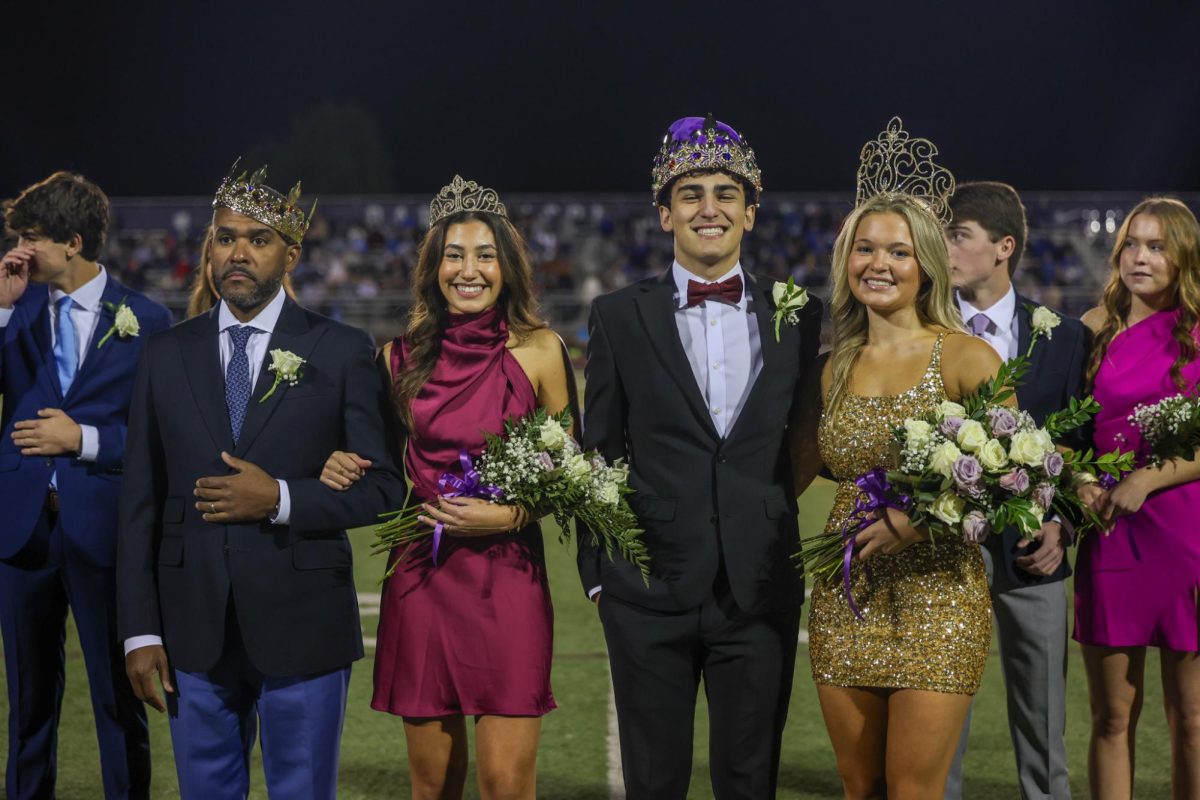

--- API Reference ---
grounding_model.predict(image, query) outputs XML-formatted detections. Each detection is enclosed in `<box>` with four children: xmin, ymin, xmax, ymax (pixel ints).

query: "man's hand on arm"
<box><xmin>125</xmin><ymin>643</ymin><xmax>173</xmax><ymax>713</ymax></box>
<box><xmin>194</xmin><ymin>451</ymin><xmax>281</xmax><ymax>523</ymax></box>
<box><xmin>11</xmin><ymin>408</ymin><xmax>82</xmax><ymax>456</ymax></box>
<box><xmin>1015</xmin><ymin>520</ymin><xmax>1066</xmax><ymax>577</ymax></box>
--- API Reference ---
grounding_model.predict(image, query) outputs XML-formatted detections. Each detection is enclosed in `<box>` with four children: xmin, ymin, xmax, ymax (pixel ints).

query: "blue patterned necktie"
<box><xmin>53</xmin><ymin>295</ymin><xmax>79</xmax><ymax>394</ymax></box>
<box><xmin>225</xmin><ymin>326</ymin><xmax>256</xmax><ymax>444</ymax></box>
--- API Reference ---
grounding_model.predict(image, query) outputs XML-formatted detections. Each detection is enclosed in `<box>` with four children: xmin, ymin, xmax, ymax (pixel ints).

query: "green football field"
<box><xmin>0</xmin><ymin>480</ymin><xmax>1172</xmax><ymax>798</ymax></box>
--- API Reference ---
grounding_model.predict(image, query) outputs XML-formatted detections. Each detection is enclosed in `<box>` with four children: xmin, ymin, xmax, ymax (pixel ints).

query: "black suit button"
<box><xmin>717</xmin><ymin>456</ymin><xmax>727</xmax><ymax>464</ymax></box>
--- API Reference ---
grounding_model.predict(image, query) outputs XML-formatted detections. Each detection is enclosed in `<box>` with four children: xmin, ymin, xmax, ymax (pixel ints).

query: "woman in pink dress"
<box><xmin>320</xmin><ymin>177</ymin><xmax>570</xmax><ymax>800</ymax></box>
<box><xmin>1076</xmin><ymin>196</ymin><xmax>1200</xmax><ymax>799</ymax></box>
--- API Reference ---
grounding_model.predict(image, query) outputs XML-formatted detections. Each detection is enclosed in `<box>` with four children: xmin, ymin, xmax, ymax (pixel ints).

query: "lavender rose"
<box><xmin>1043</xmin><ymin>451</ymin><xmax>1064</xmax><ymax>477</ymax></box>
<box><xmin>1033</xmin><ymin>482</ymin><xmax>1056</xmax><ymax>510</ymax></box>
<box><xmin>961</xmin><ymin>510</ymin><xmax>991</xmax><ymax>544</ymax></box>
<box><xmin>940</xmin><ymin>417</ymin><xmax>965</xmax><ymax>439</ymax></box>
<box><xmin>537</xmin><ymin>452</ymin><xmax>556</xmax><ymax>471</ymax></box>
<box><xmin>999</xmin><ymin>468</ymin><xmax>1031</xmax><ymax>495</ymax></box>
<box><xmin>987</xmin><ymin>407</ymin><xmax>1019</xmax><ymax>438</ymax></box>
<box><xmin>952</xmin><ymin>454</ymin><xmax>983</xmax><ymax>492</ymax></box>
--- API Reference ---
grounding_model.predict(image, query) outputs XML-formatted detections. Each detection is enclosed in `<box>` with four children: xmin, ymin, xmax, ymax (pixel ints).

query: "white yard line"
<box><xmin>607</xmin><ymin>666</ymin><xmax>625</xmax><ymax>800</ymax></box>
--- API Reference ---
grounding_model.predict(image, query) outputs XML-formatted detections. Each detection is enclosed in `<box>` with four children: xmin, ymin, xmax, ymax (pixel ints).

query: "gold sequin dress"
<box><xmin>808</xmin><ymin>334</ymin><xmax>991</xmax><ymax>695</ymax></box>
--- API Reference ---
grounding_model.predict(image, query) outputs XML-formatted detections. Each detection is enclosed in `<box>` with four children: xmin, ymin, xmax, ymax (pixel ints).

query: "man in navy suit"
<box><xmin>0</xmin><ymin>172</ymin><xmax>172</xmax><ymax>799</ymax></box>
<box><xmin>944</xmin><ymin>181</ymin><xmax>1089</xmax><ymax>800</ymax></box>
<box><xmin>117</xmin><ymin>164</ymin><xmax>406</xmax><ymax>799</ymax></box>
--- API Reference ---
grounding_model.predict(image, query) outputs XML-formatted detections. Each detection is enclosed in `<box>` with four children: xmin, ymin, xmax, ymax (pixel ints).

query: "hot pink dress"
<box><xmin>371</xmin><ymin>307</ymin><xmax>556</xmax><ymax>716</ymax></box>
<box><xmin>1074</xmin><ymin>308</ymin><xmax>1200</xmax><ymax>651</ymax></box>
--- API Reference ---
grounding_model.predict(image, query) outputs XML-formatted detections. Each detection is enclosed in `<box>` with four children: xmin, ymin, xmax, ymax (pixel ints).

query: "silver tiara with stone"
<box><xmin>428</xmin><ymin>175</ymin><xmax>508</xmax><ymax>228</ymax></box>
<box><xmin>855</xmin><ymin>116</ymin><xmax>955</xmax><ymax>224</ymax></box>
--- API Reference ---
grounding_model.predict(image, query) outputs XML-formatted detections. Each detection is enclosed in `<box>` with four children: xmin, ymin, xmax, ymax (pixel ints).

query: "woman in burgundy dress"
<box><xmin>321</xmin><ymin>176</ymin><xmax>570</xmax><ymax>800</ymax></box>
<box><xmin>1076</xmin><ymin>197</ymin><xmax>1200</xmax><ymax>799</ymax></box>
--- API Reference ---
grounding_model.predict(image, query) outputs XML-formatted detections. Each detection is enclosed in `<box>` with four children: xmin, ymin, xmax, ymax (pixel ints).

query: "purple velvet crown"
<box><xmin>651</xmin><ymin>114</ymin><xmax>762</xmax><ymax>204</ymax></box>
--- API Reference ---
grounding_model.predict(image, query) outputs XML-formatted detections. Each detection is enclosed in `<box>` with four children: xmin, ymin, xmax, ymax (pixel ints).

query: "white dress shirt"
<box><xmin>671</xmin><ymin>261</ymin><xmax>762</xmax><ymax>437</ymax></box>
<box><xmin>0</xmin><ymin>267</ymin><xmax>110</xmax><ymax>461</ymax></box>
<box><xmin>958</xmin><ymin>286</ymin><xmax>1019</xmax><ymax>361</ymax></box>
<box><xmin>124</xmin><ymin>288</ymin><xmax>292</xmax><ymax>656</ymax></box>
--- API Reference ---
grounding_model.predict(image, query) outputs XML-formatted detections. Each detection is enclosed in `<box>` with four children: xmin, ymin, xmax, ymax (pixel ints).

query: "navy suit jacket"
<box><xmin>576</xmin><ymin>269</ymin><xmax>823</xmax><ymax>614</ymax></box>
<box><xmin>0</xmin><ymin>276</ymin><xmax>172</xmax><ymax>567</ymax></box>
<box><xmin>989</xmin><ymin>295</ymin><xmax>1091</xmax><ymax>585</ymax></box>
<box><xmin>116</xmin><ymin>298</ymin><xmax>407</xmax><ymax>676</ymax></box>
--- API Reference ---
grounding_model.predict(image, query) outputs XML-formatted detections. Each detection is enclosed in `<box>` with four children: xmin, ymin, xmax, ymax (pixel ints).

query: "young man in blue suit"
<box><xmin>944</xmin><ymin>181</ymin><xmax>1089</xmax><ymax>800</ymax></box>
<box><xmin>0</xmin><ymin>172</ymin><xmax>172</xmax><ymax>799</ymax></box>
<box><xmin>117</xmin><ymin>164</ymin><xmax>406</xmax><ymax>800</ymax></box>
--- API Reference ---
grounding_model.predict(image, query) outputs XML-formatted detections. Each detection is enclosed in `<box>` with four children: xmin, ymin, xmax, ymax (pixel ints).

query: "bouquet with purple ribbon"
<box><xmin>799</xmin><ymin>354</ymin><xmax>1133</xmax><ymax>608</ymax></box>
<box><xmin>373</xmin><ymin>408</ymin><xmax>650</xmax><ymax>582</ymax></box>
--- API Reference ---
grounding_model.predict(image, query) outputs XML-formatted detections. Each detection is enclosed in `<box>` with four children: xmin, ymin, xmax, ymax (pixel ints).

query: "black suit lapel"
<box><xmin>1015</xmin><ymin>295</ymin><xmax>1033</xmax><ymax>366</ymax></box>
<box><xmin>233</xmin><ymin>298</ymin><xmax>314</xmax><ymax>457</ymax></box>
<box><xmin>726</xmin><ymin>273</ymin><xmax>780</xmax><ymax>441</ymax></box>
<box><xmin>182</xmin><ymin>306</ymin><xmax>234</xmax><ymax>450</ymax></box>
<box><xmin>633</xmin><ymin>273</ymin><xmax>720</xmax><ymax>440</ymax></box>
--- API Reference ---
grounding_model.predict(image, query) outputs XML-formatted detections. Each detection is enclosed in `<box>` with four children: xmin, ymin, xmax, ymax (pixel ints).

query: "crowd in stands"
<box><xmin>96</xmin><ymin>194</ymin><xmax>1162</xmax><ymax>341</ymax></box>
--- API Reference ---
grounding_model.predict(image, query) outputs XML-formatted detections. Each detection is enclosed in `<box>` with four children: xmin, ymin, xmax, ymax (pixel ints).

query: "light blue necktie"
<box><xmin>53</xmin><ymin>295</ymin><xmax>78</xmax><ymax>394</ymax></box>
<box><xmin>226</xmin><ymin>326</ymin><xmax>256</xmax><ymax>445</ymax></box>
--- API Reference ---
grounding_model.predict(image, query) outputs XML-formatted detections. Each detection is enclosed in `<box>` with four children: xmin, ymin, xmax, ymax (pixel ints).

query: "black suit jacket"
<box><xmin>577</xmin><ymin>269</ymin><xmax>822</xmax><ymax>614</ymax></box>
<box><xmin>989</xmin><ymin>295</ymin><xmax>1091</xmax><ymax>585</ymax></box>
<box><xmin>117</xmin><ymin>298</ymin><xmax>406</xmax><ymax>676</ymax></box>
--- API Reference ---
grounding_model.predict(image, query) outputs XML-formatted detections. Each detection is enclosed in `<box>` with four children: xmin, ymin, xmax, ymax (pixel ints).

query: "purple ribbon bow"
<box><xmin>840</xmin><ymin>468</ymin><xmax>911</xmax><ymax>619</ymax></box>
<box><xmin>431</xmin><ymin>450</ymin><xmax>504</xmax><ymax>565</ymax></box>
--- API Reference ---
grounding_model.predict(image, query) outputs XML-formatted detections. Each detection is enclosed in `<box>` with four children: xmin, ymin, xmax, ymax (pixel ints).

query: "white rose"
<box><xmin>771</xmin><ymin>281</ymin><xmax>788</xmax><ymax>306</ymax></box>
<box><xmin>956</xmin><ymin>419</ymin><xmax>988</xmax><ymax>452</ymax></box>
<box><xmin>978</xmin><ymin>438</ymin><xmax>1009</xmax><ymax>471</ymax></box>
<box><xmin>114</xmin><ymin>305</ymin><xmax>140</xmax><ymax>337</ymax></box>
<box><xmin>904</xmin><ymin>419</ymin><xmax>934</xmax><ymax>446</ymax></box>
<box><xmin>538</xmin><ymin>419</ymin><xmax>569</xmax><ymax>451</ymax></box>
<box><xmin>930</xmin><ymin>491</ymin><xmax>965</xmax><ymax>525</ymax></box>
<box><xmin>937</xmin><ymin>400</ymin><xmax>967</xmax><ymax>420</ymax></box>
<box><xmin>1031</xmin><ymin>306</ymin><xmax>1061</xmax><ymax>338</ymax></box>
<box><xmin>1009</xmin><ymin>430</ymin><xmax>1047</xmax><ymax>467</ymax></box>
<box><xmin>929</xmin><ymin>440</ymin><xmax>962</xmax><ymax>478</ymax></box>
<box><xmin>1033</xmin><ymin>428</ymin><xmax>1055</xmax><ymax>455</ymax></box>
<box><xmin>597</xmin><ymin>481</ymin><xmax>620</xmax><ymax>506</ymax></box>
<box><xmin>565</xmin><ymin>453</ymin><xmax>591</xmax><ymax>480</ymax></box>
<box><xmin>269</xmin><ymin>349</ymin><xmax>305</xmax><ymax>380</ymax></box>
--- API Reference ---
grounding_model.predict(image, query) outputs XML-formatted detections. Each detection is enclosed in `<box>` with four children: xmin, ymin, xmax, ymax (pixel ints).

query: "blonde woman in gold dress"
<box><xmin>791</xmin><ymin>119</ymin><xmax>1007</xmax><ymax>799</ymax></box>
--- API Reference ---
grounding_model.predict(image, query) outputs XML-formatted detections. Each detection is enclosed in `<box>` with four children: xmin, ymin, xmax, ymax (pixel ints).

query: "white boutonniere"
<box><xmin>771</xmin><ymin>277</ymin><xmax>810</xmax><ymax>342</ymax></box>
<box><xmin>1024</xmin><ymin>304</ymin><xmax>1061</xmax><ymax>358</ymax></box>
<box><xmin>96</xmin><ymin>299</ymin><xmax>140</xmax><ymax>349</ymax></box>
<box><xmin>259</xmin><ymin>349</ymin><xmax>306</xmax><ymax>402</ymax></box>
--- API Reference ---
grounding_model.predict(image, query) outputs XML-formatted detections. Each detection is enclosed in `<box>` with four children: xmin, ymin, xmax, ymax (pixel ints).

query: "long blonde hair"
<box><xmin>825</xmin><ymin>194</ymin><xmax>964</xmax><ymax>418</ymax></box>
<box><xmin>1087</xmin><ymin>197</ymin><xmax>1200</xmax><ymax>390</ymax></box>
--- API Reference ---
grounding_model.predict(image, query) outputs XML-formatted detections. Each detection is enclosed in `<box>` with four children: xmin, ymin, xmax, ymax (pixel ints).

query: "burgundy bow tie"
<box><xmin>685</xmin><ymin>274</ymin><xmax>744</xmax><ymax>308</ymax></box>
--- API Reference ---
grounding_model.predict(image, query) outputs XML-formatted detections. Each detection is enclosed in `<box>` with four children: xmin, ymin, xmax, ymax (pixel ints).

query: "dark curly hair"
<box><xmin>3</xmin><ymin>172</ymin><xmax>110</xmax><ymax>261</ymax></box>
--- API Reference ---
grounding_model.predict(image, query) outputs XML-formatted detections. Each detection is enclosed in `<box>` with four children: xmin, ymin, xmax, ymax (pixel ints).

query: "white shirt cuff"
<box><xmin>587</xmin><ymin>585</ymin><xmax>602</xmax><ymax>599</ymax></box>
<box><xmin>123</xmin><ymin>635</ymin><xmax>163</xmax><ymax>656</ymax></box>
<box><xmin>77</xmin><ymin>425</ymin><xmax>99</xmax><ymax>461</ymax></box>
<box><xmin>270</xmin><ymin>479</ymin><xmax>291</xmax><ymax>525</ymax></box>
<box><xmin>0</xmin><ymin>306</ymin><xmax>12</xmax><ymax>326</ymax></box>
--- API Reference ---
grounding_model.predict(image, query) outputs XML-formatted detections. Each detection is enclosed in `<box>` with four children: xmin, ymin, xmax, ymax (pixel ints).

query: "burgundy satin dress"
<box><xmin>371</xmin><ymin>307</ymin><xmax>556</xmax><ymax>717</ymax></box>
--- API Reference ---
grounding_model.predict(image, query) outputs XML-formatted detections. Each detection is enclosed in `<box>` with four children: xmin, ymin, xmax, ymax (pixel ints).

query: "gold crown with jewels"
<box><xmin>428</xmin><ymin>175</ymin><xmax>508</xmax><ymax>228</ymax></box>
<box><xmin>212</xmin><ymin>160</ymin><xmax>316</xmax><ymax>243</ymax></box>
<box><xmin>855</xmin><ymin>116</ymin><xmax>955</xmax><ymax>224</ymax></box>
<box><xmin>651</xmin><ymin>114</ymin><xmax>762</xmax><ymax>205</ymax></box>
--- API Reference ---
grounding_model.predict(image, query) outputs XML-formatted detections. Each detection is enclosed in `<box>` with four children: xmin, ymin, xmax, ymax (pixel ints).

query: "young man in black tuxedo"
<box><xmin>578</xmin><ymin>116</ymin><xmax>822</xmax><ymax>799</ymax></box>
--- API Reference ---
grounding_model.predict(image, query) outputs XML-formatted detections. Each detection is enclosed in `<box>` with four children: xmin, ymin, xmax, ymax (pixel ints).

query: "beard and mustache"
<box><xmin>217</xmin><ymin>266</ymin><xmax>283</xmax><ymax>311</ymax></box>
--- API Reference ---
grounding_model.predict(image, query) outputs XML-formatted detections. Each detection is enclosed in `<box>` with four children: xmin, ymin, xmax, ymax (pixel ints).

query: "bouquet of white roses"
<box><xmin>800</xmin><ymin>356</ymin><xmax>1133</xmax><ymax>588</ymax></box>
<box><xmin>1129</xmin><ymin>392</ymin><xmax>1200</xmax><ymax>466</ymax></box>
<box><xmin>373</xmin><ymin>408</ymin><xmax>649</xmax><ymax>583</ymax></box>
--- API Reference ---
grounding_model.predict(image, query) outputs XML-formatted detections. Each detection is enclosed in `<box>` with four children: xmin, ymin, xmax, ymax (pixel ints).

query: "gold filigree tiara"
<box><xmin>428</xmin><ymin>175</ymin><xmax>508</xmax><ymax>228</ymax></box>
<box><xmin>855</xmin><ymin>117</ymin><xmax>955</xmax><ymax>224</ymax></box>
<box><xmin>212</xmin><ymin>160</ymin><xmax>315</xmax><ymax>243</ymax></box>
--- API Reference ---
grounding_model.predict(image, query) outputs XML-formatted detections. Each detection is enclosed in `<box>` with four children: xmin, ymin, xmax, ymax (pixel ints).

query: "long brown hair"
<box><xmin>186</xmin><ymin>226</ymin><xmax>297</xmax><ymax>318</ymax></box>
<box><xmin>394</xmin><ymin>210</ymin><xmax>545</xmax><ymax>429</ymax></box>
<box><xmin>825</xmin><ymin>194</ymin><xmax>965</xmax><ymax>419</ymax></box>
<box><xmin>1086</xmin><ymin>197</ymin><xmax>1200</xmax><ymax>389</ymax></box>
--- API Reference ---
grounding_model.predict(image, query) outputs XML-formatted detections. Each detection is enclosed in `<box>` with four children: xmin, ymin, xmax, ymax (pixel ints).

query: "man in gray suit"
<box><xmin>943</xmin><ymin>182</ymin><xmax>1089</xmax><ymax>799</ymax></box>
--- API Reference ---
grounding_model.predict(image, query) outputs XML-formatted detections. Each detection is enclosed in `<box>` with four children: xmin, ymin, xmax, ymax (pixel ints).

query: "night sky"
<box><xmin>4</xmin><ymin>1</ymin><xmax>1199</xmax><ymax>198</ymax></box>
